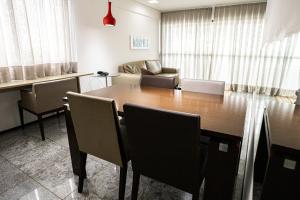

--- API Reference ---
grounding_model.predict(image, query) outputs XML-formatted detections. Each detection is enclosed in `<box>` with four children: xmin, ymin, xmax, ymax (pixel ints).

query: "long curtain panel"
<box><xmin>0</xmin><ymin>0</ymin><xmax>77</xmax><ymax>83</ymax></box>
<box><xmin>161</xmin><ymin>8</ymin><xmax>213</xmax><ymax>79</ymax></box>
<box><xmin>161</xmin><ymin>3</ymin><xmax>300</xmax><ymax>97</ymax></box>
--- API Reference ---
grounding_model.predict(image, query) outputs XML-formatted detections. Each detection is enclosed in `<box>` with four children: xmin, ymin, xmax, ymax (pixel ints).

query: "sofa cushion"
<box><xmin>122</xmin><ymin>61</ymin><xmax>147</xmax><ymax>74</ymax></box>
<box><xmin>111</xmin><ymin>73</ymin><xmax>141</xmax><ymax>86</ymax></box>
<box><xmin>146</xmin><ymin>60</ymin><xmax>162</xmax><ymax>75</ymax></box>
<box><xmin>141</xmin><ymin>68</ymin><xmax>155</xmax><ymax>75</ymax></box>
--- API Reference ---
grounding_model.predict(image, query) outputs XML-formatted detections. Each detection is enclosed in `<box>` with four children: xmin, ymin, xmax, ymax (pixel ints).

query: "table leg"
<box><xmin>203</xmin><ymin>137</ymin><xmax>241</xmax><ymax>200</ymax></box>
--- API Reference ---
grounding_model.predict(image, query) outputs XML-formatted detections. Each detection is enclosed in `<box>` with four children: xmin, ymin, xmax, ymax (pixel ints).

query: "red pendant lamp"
<box><xmin>103</xmin><ymin>0</ymin><xmax>116</xmax><ymax>26</ymax></box>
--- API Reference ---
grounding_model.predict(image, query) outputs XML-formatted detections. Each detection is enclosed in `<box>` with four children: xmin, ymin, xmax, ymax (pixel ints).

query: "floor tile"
<box><xmin>0</xmin><ymin>134</ymin><xmax>44</xmax><ymax>160</ymax></box>
<box><xmin>6</xmin><ymin>140</ymin><xmax>67</xmax><ymax>172</ymax></box>
<box><xmin>64</xmin><ymin>191</ymin><xmax>101</xmax><ymax>200</ymax></box>
<box><xmin>31</xmin><ymin>158</ymin><xmax>76</xmax><ymax>199</ymax></box>
<box><xmin>84</xmin><ymin>162</ymin><xmax>132</xmax><ymax>200</ymax></box>
<box><xmin>48</xmin><ymin>132</ymin><xmax>69</xmax><ymax>148</ymax></box>
<box><xmin>0</xmin><ymin>156</ymin><xmax>29</xmax><ymax>194</ymax></box>
<box><xmin>0</xmin><ymin>130</ymin><xmax>22</xmax><ymax>143</ymax></box>
<box><xmin>0</xmin><ymin>179</ymin><xmax>60</xmax><ymax>200</ymax></box>
<box><xmin>28</xmin><ymin>153</ymin><xmax>105</xmax><ymax>199</ymax></box>
<box><xmin>137</xmin><ymin>176</ymin><xmax>204</xmax><ymax>200</ymax></box>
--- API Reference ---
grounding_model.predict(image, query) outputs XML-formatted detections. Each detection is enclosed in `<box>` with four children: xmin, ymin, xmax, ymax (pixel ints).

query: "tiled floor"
<box><xmin>0</xmin><ymin>116</ymin><xmax>206</xmax><ymax>200</ymax></box>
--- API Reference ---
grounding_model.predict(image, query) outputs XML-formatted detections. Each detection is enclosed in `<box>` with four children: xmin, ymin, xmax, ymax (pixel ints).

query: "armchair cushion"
<box><xmin>146</xmin><ymin>60</ymin><xmax>162</xmax><ymax>75</ymax></box>
<box><xmin>162</xmin><ymin>67</ymin><xmax>179</xmax><ymax>74</ymax></box>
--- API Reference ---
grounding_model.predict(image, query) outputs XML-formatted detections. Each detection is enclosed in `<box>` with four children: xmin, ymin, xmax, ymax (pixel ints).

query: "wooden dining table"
<box><xmin>65</xmin><ymin>84</ymin><xmax>252</xmax><ymax>200</ymax></box>
<box><xmin>255</xmin><ymin>101</ymin><xmax>300</xmax><ymax>200</ymax></box>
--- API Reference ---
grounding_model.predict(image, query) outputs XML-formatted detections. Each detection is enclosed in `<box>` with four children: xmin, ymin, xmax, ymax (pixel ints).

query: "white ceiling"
<box><xmin>135</xmin><ymin>0</ymin><xmax>266</xmax><ymax>11</ymax></box>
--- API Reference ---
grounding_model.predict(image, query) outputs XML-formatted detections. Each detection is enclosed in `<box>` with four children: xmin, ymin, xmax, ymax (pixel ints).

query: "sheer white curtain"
<box><xmin>161</xmin><ymin>8</ymin><xmax>213</xmax><ymax>79</ymax></box>
<box><xmin>161</xmin><ymin>3</ymin><xmax>300</xmax><ymax>97</ymax></box>
<box><xmin>0</xmin><ymin>0</ymin><xmax>77</xmax><ymax>83</ymax></box>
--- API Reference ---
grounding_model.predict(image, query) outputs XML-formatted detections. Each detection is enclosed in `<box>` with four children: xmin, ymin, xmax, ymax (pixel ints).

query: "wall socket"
<box><xmin>283</xmin><ymin>159</ymin><xmax>297</xmax><ymax>170</ymax></box>
<box><xmin>219</xmin><ymin>143</ymin><xmax>229</xmax><ymax>153</ymax></box>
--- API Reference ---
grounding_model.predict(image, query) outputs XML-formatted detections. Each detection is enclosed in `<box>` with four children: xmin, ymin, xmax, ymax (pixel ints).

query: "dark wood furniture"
<box><xmin>123</xmin><ymin>103</ymin><xmax>208</xmax><ymax>200</ymax></box>
<box><xmin>65</xmin><ymin>85</ymin><xmax>250</xmax><ymax>200</ymax></box>
<box><xmin>255</xmin><ymin>102</ymin><xmax>300</xmax><ymax>199</ymax></box>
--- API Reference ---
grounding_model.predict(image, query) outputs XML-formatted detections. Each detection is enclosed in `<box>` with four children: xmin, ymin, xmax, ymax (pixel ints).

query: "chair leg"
<box><xmin>119</xmin><ymin>164</ymin><xmax>128</xmax><ymax>200</ymax></box>
<box><xmin>18</xmin><ymin>104</ymin><xmax>24</xmax><ymax>129</ymax></box>
<box><xmin>131</xmin><ymin>172</ymin><xmax>140</xmax><ymax>200</ymax></box>
<box><xmin>37</xmin><ymin>115</ymin><xmax>45</xmax><ymax>141</ymax></box>
<box><xmin>78</xmin><ymin>152</ymin><xmax>87</xmax><ymax>193</ymax></box>
<box><xmin>56</xmin><ymin>111</ymin><xmax>60</xmax><ymax>118</ymax></box>
<box><xmin>192</xmin><ymin>188</ymin><xmax>200</xmax><ymax>200</ymax></box>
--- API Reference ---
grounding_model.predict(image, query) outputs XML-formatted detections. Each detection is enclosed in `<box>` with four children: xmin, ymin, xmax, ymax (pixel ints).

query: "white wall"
<box><xmin>74</xmin><ymin>0</ymin><xmax>161</xmax><ymax>92</ymax></box>
<box><xmin>0</xmin><ymin>91</ymin><xmax>36</xmax><ymax>132</ymax></box>
<box><xmin>0</xmin><ymin>0</ymin><xmax>160</xmax><ymax>132</ymax></box>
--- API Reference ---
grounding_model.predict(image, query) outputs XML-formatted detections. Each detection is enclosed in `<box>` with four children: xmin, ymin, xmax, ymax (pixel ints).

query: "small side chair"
<box><xmin>18</xmin><ymin>78</ymin><xmax>79</xmax><ymax>140</ymax></box>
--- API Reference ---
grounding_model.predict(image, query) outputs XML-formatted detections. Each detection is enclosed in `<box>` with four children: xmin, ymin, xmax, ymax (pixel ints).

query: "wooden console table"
<box><xmin>0</xmin><ymin>72</ymin><xmax>93</xmax><ymax>93</ymax></box>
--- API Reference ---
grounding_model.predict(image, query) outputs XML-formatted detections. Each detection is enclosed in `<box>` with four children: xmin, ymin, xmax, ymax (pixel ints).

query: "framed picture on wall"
<box><xmin>130</xmin><ymin>35</ymin><xmax>150</xmax><ymax>50</ymax></box>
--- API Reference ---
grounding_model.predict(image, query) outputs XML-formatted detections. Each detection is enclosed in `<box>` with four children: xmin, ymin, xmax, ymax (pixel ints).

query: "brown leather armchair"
<box><xmin>18</xmin><ymin>78</ymin><xmax>79</xmax><ymax>140</ymax></box>
<box><xmin>123</xmin><ymin>104</ymin><xmax>208</xmax><ymax>200</ymax></box>
<box><xmin>67</xmin><ymin>92</ymin><xmax>129</xmax><ymax>199</ymax></box>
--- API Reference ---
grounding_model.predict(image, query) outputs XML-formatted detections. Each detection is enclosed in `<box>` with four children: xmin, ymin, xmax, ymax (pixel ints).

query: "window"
<box><xmin>0</xmin><ymin>0</ymin><xmax>76</xmax><ymax>83</ymax></box>
<box><xmin>161</xmin><ymin>3</ymin><xmax>300</xmax><ymax>96</ymax></box>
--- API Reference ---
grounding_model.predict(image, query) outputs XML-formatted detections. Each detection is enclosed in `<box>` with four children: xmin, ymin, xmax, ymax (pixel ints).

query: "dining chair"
<box><xmin>18</xmin><ymin>78</ymin><xmax>79</xmax><ymax>140</ymax></box>
<box><xmin>123</xmin><ymin>104</ymin><xmax>208</xmax><ymax>200</ymax></box>
<box><xmin>140</xmin><ymin>75</ymin><xmax>177</xmax><ymax>89</ymax></box>
<box><xmin>181</xmin><ymin>79</ymin><xmax>225</xmax><ymax>95</ymax></box>
<box><xmin>67</xmin><ymin>92</ymin><xmax>129</xmax><ymax>199</ymax></box>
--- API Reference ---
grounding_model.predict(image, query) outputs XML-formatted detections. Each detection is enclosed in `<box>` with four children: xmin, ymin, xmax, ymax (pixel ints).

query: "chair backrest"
<box><xmin>140</xmin><ymin>75</ymin><xmax>176</xmax><ymax>89</ymax></box>
<box><xmin>123</xmin><ymin>104</ymin><xmax>205</xmax><ymax>192</ymax></box>
<box><xmin>33</xmin><ymin>78</ymin><xmax>78</xmax><ymax>112</ymax></box>
<box><xmin>181</xmin><ymin>79</ymin><xmax>225</xmax><ymax>95</ymax></box>
<box><xmin>67</xmin><ymin>92</ymin><xmax>125</xmax><ymax>167</ymax></box>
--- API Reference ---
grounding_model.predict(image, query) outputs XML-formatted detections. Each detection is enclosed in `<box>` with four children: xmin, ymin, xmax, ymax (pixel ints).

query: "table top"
<box><xmin>266</xmin><ymin>101</ymin><xmax>300</xmax><ymax>150</ymax></box>
<box><xmin>0</xmin><ymin>72</ymin><xmax>93</xmax><ymax>92</ymax></box>
<box><xmin>85</xmin><ymin>84</ymin><xmax>251</xmax><ymax>139</ymax></box>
